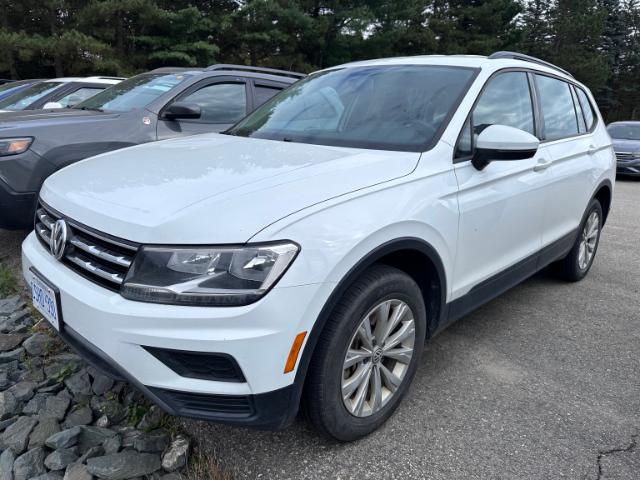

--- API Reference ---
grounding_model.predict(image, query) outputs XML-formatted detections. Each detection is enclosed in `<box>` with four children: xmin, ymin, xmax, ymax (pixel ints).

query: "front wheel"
<box><xmin>556</xmin><ymin>199</ymin><xmax>603</xmax><ymax>282</ymax></box>
<box><xmin>303</xmin><ymin>264</ymin><xmax>426</xmax><ymax>441</ymax></box>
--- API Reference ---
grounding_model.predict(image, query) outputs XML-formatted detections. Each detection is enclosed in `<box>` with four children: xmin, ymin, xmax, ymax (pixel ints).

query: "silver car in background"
<box><xmin>608</xmin><ymin>121</ymin><xmax>640</xmax><ymax>176</ymax></box>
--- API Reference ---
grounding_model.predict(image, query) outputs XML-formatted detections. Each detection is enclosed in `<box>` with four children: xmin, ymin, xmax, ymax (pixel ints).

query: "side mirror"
<box><xmin>43</xmin><ymin>102</ymin><xmax>63</xmax><ymax>110</ymax></box>
<box><xmin>162</xmin><ymin>102</ymin><xmax>201</xmax><ymax>120</ymax></box>
<box><xmin>472</xmin><ymin>124</ymin><xmax>539</xmax><ymax>171</ymax></box>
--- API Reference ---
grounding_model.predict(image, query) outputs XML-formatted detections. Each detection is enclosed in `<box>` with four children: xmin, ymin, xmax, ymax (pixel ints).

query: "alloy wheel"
<box><xmin>341</xmin><ymin>299</ymin><xmax>416</xmax><ymax>417</ymax></box>
<box><xmin>578</xmin><ymin>210</ymin><xmax>600</xmax><ymax>270</ymax></box>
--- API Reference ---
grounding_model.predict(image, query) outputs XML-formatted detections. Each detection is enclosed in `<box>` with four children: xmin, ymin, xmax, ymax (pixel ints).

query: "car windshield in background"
<box><xmin>0</xmin><ymin>81</ymin><xmax>61</xmax><ymax>111</ymax></box>
<box><xmin>75</xmin><ymin>73</ymin><xmax>193</xmax><ymax>112</ymax></box>
<box><xmin>608</xmin><ymin>123</ymin><xmax>640</xmax><ymax>141</ymax></box>
<box><xmin>0</xmin><ymin>80</ymin><xmax>30</xmax><ymax>94</ymax></box>
<box><xmin>227</xmin><ymin>65</ymin><xmax>477</xmax><ymax>152</ymax></box>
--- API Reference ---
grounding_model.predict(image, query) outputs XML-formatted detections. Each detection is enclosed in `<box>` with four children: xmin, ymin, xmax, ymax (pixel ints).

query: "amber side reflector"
<box><xmin>284</xmin><ymin>331</ymin><xmax>307</xmax><ymax>373</ymax></box>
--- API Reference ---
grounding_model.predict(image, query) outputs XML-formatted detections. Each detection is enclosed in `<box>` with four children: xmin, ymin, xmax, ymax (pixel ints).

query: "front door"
<box><xmin>451</xmin><ymin>71</ymin><xmax>550</xmax><ymax>304</ymax></box>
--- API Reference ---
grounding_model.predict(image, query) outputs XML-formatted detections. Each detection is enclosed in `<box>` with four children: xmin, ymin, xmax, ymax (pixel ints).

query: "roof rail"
<box><xmin>205</xmin><ymin>64</ymin><xmax>306</xmax><ymax>79</ymax></box>
<box><xmin>488</xmin><ymin>51</ymin><xmax>573</xmax><ymax>78</ymax></box>
<box><xmin>148</xmin><ymin>67</ymin><xmax>201</xmax><ymax>73</ymax></box>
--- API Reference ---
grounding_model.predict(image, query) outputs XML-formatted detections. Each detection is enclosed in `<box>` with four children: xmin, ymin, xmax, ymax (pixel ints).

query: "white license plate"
<box><xmin>30</xmin><ymin>270</ymin><xmax>60</xmax><ymax>331</ymax></box>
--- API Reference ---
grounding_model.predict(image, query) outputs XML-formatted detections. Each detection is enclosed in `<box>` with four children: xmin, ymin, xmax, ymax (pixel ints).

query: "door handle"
<box><xmin>588</xmin><ymin>144</ymin><xmax>598</xmax><ymax>155</ymax></box>
<box><xmin>533</xmin><ymin>158</ymin><xmax>552</xmax><ymax>172</ymax></box>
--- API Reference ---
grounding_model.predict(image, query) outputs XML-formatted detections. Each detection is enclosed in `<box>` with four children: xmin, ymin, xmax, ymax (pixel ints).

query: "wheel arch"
<box><xmin>288</xmin><ymin>237</ymin><xmax>447</xmax><ymax>421</ymax></box>
<box><xmin>592</xmin><ymin>179</ymin><xmax>612</xmax><ymax>225</ymax></box>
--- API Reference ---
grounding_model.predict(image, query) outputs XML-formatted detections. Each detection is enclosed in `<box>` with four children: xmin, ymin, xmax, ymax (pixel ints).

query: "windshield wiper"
<box><xmin>75</xmin><ymin>106</ymin><xmax>103</xmax><ymax>112</ymax></box>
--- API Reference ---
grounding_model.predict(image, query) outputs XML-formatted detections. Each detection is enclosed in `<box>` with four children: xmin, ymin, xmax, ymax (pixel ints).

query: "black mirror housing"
<box><xmin>163</xmin><ymin>102</ymin><xmax>202</xmax><ymax>120</ymax></box>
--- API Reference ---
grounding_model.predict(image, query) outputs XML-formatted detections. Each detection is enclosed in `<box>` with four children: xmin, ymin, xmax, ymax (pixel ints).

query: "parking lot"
<box><xmin>179</xmin><ymin>178</ymin><xmax>640</xmax><ymax>479</ymax></box>
<box><xmin>1</xmin><ymin>178</ymin><xmax>638</xmax><ymax>479</ymax></box>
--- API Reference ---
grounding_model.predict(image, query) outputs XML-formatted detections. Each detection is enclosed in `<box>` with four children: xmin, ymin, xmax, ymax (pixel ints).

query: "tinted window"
<box><xmin>227</xmin><ymin>65</ymin><xmax>477</xmax><ymax>152</ymax></box>
<box><xmin>571</xmin><ymin>87</ymin><xmax>587</xmax><ymax>133</ymax></box>
<box><xmin>55</xmin><ymin>87</ymin><xmax>103</xmax><ymax>108</ymax></box>
<box><xmin>255</xmin><ymin>85</ymin><xmax>282</xmax><ymax>106</ymax></box>
<box><xmin>608</xmin><ymin>123</ymin><xmax>640</xmax><ymax>140</ymax></box>
<box><xmin>179</xmin><ymin>83</ymin><xmax>246</xmax><ymax>123</ymax></box>
<box><xmin>575</xmin><ymin>88</ymin><xmax>595</xmax><ymax>131</ymax></box>
<box><xmin>76</xmin><ymin>73</ymin><xmax>192</xmax><ymax>112</ymax></box>
<box><xmin>473</xmin><ymin>72</ymin><xmax>535</xmax><ymax>135</ymax></box>
<box><xmin>536</xmin><ymin>75</ymin><xmax>579</xmax><ymax>140</ymax></box>
<box><xmin>0</xmin><ymin>82</ymin><xmax>63</xmax><ymax>111</ymax></box>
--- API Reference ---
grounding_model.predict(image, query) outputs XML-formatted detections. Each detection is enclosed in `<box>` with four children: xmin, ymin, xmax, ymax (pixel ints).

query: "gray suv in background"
<box><xmin>0</xmin><ymin>65</ymin><xmax>304</xmax><ymax>229</ymax></box>
<box><xmin>608</xmin><ymin>121</ymin><xmax>640</xmax><ymax>177</ymax></box>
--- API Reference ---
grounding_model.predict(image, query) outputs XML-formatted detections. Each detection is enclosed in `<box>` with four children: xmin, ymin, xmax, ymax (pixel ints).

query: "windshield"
<box><xmin>75</xmin><ymin>73</ymin><xmax>193</xmax><ymax>112</ymax></box>
<box><xmin>227</xmin><ymin>65</ymin><xmax>477</xmax><ymax>152</ymax></box>
<box><xmin>608</xmin><ymin>123</ymin><xmax>640</xmax><ymax>141</ymax></box>
<box><xmin>0</xmin><ymin>80</ymin><xmax>32</xmax><ymax>94</ymax></box>
<box><xmin>0</xmin><ymin>81</ymin><xmax>62</xmax><ymax>111</ymax></box>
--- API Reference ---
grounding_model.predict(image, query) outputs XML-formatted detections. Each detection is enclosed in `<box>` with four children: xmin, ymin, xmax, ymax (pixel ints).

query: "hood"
<box><xmin>611</xmin><ymin>138</ymin><xmax>640</xmax><ymax>154</ymax></box>
<box><xmin>41</xmin><ymin>134</ymin><xmax>420</xmax><ymax>244</ymax></box>
<box><xmin>0</xmin><ymin>109</ymin><xmax>109</xmax><ymax>128</ymax></box>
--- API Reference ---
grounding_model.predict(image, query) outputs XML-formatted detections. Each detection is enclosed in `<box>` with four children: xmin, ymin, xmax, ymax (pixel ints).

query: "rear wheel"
<box><xmin>303</xmin><ymin>264</ymin><xmax>426</xmax><ymax>441</ymax></box>
<box><xmin>556</xmin><ymin>199</ymin><xmax>603</xmax><ymax>282</ymax></box>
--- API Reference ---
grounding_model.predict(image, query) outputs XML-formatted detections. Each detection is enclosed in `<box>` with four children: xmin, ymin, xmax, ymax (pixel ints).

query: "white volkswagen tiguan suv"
<box><xmin>22</xmin><ymin>52</ymin><xmax>615</xmax><ymax>441</ymax></box>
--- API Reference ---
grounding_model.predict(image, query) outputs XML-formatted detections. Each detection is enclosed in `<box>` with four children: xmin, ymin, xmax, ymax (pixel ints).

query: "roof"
<box><xmin>42</xmin><ymin>77</ymin><xmax>123</xmax><ymax>85</ymax></box>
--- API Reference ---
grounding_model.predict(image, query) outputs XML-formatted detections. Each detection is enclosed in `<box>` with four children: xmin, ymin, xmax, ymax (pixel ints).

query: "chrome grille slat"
<box><xmin>69</xmin><ymin>236</ymin><xmax>132</xmax><ymax>268</ymax></box>
<box><xmin>616</xmin><ymin>152</ymin><xmax>639</xmax><ymax>161</ymax></box>
<box><xmin>65</xmin><ymin>252</ymin><xmax>125</xmax><ymax>284</ymax></box>
<box><xmin>35</xmin><ymin>201</ymin><xmax>138</xmax><ymax>291</ymax></box>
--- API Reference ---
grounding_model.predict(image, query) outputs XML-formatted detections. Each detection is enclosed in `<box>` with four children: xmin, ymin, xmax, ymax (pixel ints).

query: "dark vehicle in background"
<box><xmin>608</xmin><ymin>121</ymin><xmax>640</xmax><ymax>177</ymax></box>
<box><xmin>0</xmin><ymin>64</ymin><xmax>303</xmax><ymax>229</ymax></box>
<box><xmin>0</xmin><ymin>79</ymin><xmax>44</xmax><ymax>101</ymax></box>
<box><xmin>0</xmin><ymin>77</ymin><xmax>123</xmax><ymax>113</ymax></box>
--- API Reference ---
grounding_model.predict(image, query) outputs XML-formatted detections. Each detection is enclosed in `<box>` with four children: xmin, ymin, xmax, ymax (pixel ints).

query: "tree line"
<box><xmin>0</xmin><ymin>0</ymin><xmax>638</xmax><ymax>121</ymax></box>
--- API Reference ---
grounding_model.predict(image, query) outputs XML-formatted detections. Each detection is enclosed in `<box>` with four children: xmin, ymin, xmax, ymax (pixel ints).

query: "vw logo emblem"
<box><xmin>50</xmin><ymin>219</ymin><xmax>69</xmax><ymax>260</ymax></box>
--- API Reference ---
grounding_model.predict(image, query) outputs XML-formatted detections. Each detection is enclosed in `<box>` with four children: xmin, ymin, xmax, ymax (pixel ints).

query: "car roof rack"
<box><xmin>205</xmin><ymin>64</ymin><xmax>306</xmax><ymax>79</ymax></box>
<box><xmin>148</xmin><ymin>67</ymin><xmax>202</xmax><ymax>73</ymax></box>
<box><xmin>488</xmin><ymin>51</ymin><xmax>573</xmax><ymax>78</ymax></box>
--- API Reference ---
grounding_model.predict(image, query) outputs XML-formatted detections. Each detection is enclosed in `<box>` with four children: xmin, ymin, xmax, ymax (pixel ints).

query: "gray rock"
<box><xmin>87</xmin><ymin>369</ymin><xmax>114</xmax><ymax>397</ymax></box>
<box><xmin>115</xmin><ymin>427</ymin><xmax>142</xmax><ymax>448</ymax></box>
<box><xmin>64</xmin><ymin>405</ymin><xmax>93</xmax><ymax>428</ymax></box>
<box><xmin>0</xmin><ymin>448</ymin><xmax>15</xmax><ymax>480</ymax></box>
<box><xmin>63</xmin><ymin>463</ymin><xmax>92</xmax><ymax>480</ymax></box>
<box><xmin>23</xmin><ymin>393</ymin><xmax>49</xmax><ymax>415</ymax></box>
<box><xmin>161</xmin><ymin>435</ymin><xmax>190</xmax><ymax>472</ymax></box>
<box><xmin>0</xmin><ymin>371</ymin><xmax>8</xmax><ymax>389</ymax></box>
<box><xmin>45</xmin><ymin>426</ymin><xmax>82</xmax><ymax>450</ymax></box>
<box><xmin>0</xmin><ymin>296</ymin><xmax>23</xmax><ymax>316</ymax></box>
<box><xmin>160</xmin><ymin>474</ymin><xmax>182</xmax><ymax>480</ymax></box>
<box><xmin>136</xmin><ymin>406</ymin><xmax>163</xmax><ymax>431</ymax></box>
<box><xmin>64</xmin><ymin>371</ymin><xmax>91</xmax><ymax>398</ymax></box>
<box><xmin>89</xmin><ymin>397</ymin><xmax>126</xmax><ymax>425</ymax></box>
<box><xmin>76</xmin><ymin>445</ymin><xmax>103</xmax><ymax>464</ymax></box>
<box><xmin>41</xmin><ymin>393</ymin><xmax>71</xmax><ymax>421</ymax></box>
<box><xmin>38</xmin><ymin>382</ymin><xmax>64</xmax><ymax>394</ymax></box>
<box><xmin>29</xmin><ymin>416</ymin><xmax>60</xmax><ymax>448</ymax></box>
<box><xmin>45</xmin><ymin>448</ymin><xmax>79</xmax><ymax>471</ymax></box>
<box><xmin>13</xmin><ymin>447</ymin><xmax>46</xmax><ymax>480</ymax></box>
<box><xmin>0</xmin><ymin>391</ymin><xmax>18</xmax><ymax>420</ymax></box>
<box><xmin>102</xmin><ymin>434</ymin><xmax>121</xmax><ymax>455</ymax></box>
<box><xmin>1</xmin><ymin>416</ymin><xmax>38</xmax><ymax>454</ymax></box>
<box><xmin>95</xmin><ymin>415</ymin><xmax>109</xmax><ymax>428</ymax></box>
<box><xmin>0</xmin><ymin>416</ymin><xmax>17</xmax><ymax>431</ymax></box>
<box><xmin>43</xmin><ymin>354</ymin><xmax>82</xmax><ymax>379</ymax></box>
<box><xmin>8</xmin><ymin>380</ymin><xmax>37</xmax><ymax>402</ymax></box>
<box><xmin>0</xmin><ymin>348</ymin><xmax>24</xmax><ymax>365</ymax></box>
<box><xmin>86</xmin><ymin>451</ymin><xmax>161</xmax><ymax>480</ymax></box>
<box><xmin>32</xmin><ymin>473</ymin><xmax>64</xmax><ymax>480</ymax></box>
<box><xmin>133</xmin><ymin>430</ymin><xmax>169</xmax><ymax>453</ymax></box>
<box><xmin>0</xmin><ymin>333</ymin><xmax>26</xmax><ymax>352</ymax></box>
<box><xmin>77</xmin><ymin>426</ymin><xmax>116</xmax><ymax>453</ymax></box>
<box><xmin>22</xmin><ymin>333</ymin><xmax>50</xmax><ymax>357</ymax></box>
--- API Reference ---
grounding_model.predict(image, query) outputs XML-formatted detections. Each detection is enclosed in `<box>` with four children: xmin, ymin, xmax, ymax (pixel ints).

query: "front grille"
<box><xmin>615</xmin><ymin>151</ymin><xmax>639</xmax><ymax>162</ymax></box>
<box><xmin>149</xmin><ymin>387</ymin><xmax>254</xmax><ymax>418</ymax></box>
<box><xmin>35</xmin><ymin>202</ymin><xmax>138</xmax><ymax>291</ymax></box>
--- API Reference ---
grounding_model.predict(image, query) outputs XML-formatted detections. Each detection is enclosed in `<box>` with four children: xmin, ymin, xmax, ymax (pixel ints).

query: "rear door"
<box><xmin>533</xmin><ymin>74</ymin><xmax>598</xmax><ymax>250</ymax></box>
<box><xmin>156</xmin><ymin>77</ymin><xmax>249</xmax><ymax>139</ymax></box>
<box><xmin>452</xmin><ymin>70</ymin><xmax>549</xmax><ymax>301</ymax></box>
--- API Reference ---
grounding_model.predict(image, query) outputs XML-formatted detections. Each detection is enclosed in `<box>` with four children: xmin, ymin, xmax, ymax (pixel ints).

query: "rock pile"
<box><xmin>0</xmin><ymin>295</ymin><xmax>191</xmax><ymax>480</ymax></box>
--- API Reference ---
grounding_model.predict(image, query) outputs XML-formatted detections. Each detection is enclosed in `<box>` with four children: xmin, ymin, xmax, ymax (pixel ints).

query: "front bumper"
<box><xmin>22</xmin><ymin>232</ymin><xmax>329</xmax><ymax>429</ymax></box>
<box><xmin>0</xmin><ymin>177</ymin><xmax>36</xmax><ymax>229</ymax></box>
<box><xmin>617</xmin><ymin>158</ymin><xmax>640</xmax><ymax>176</ymax></box>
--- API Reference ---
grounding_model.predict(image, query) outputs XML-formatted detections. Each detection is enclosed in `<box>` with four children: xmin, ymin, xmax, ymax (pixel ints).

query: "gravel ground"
<box><xmin>1</xmin><ymin>178</ymin><xmax>638</xmax><ymax>480</ymax></box>
<box><xmin>183</xmin><ymin>178</ymin><xmax>640</xmax><ymax>480</ymax></box>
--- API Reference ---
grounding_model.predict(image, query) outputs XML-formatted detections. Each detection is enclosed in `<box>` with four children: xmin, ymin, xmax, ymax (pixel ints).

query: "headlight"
<box><xmin>121</xmin><ymin>242</ymin><xmax>299</xmax><ymax>306</ymax></box>
<box><xmin>0</xmin><ymin>137</ymin><xmax>33</xmax><ymax>156</ymax></box>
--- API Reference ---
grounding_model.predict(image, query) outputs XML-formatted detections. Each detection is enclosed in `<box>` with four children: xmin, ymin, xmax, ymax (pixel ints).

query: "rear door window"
<box><xmin>535</xmin><ymin>75</ymin><xmax>579</xmax><ymax>141</ymax></box>
<box><xmin>55</xmin><ymin>87</ymin><xmax>104</xmax><ymax>108</ymax></box>
<box><xmin>254</xmin><ymin>85</ymin><xmax>282</xmax><ymax>107</ymax></box>
<box><xmin>178</xmin><ymin>82</ymin><xmax>247</xmax><ymax>123</ymax></box>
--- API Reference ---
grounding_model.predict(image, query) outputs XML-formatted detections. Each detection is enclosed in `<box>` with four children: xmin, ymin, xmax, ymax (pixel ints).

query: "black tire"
<box><xmin>556</xmin><ymin>199</ymin><xmax>603</xmax><ymax>282</ymax></box>
<box><xmin>303</xmin><ymin>264</ymin><xmax>426</xmax><ymax>441</ymax></box>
